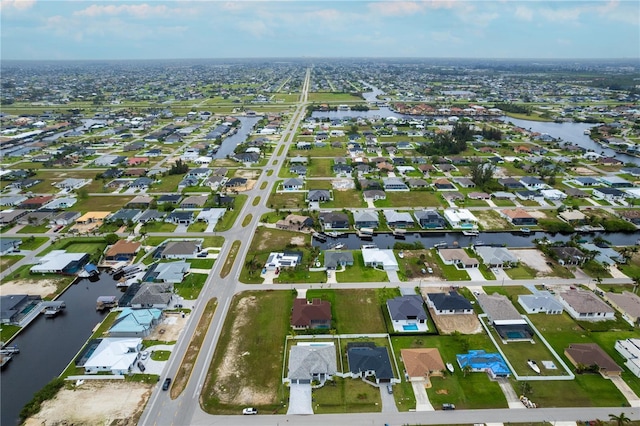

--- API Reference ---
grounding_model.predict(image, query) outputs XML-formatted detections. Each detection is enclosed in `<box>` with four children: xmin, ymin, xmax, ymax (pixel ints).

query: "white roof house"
<box><xmin>540</xmin><ymin>189</ymin><xmax>567</xmax><ymax>200</ymax></box>
<box><xmin>443</xmin><ymin>208</ymin><xmax>478</xmax><ymax>230</ymax></box>
<box><xmin>42</xmin><ymin>197</ymin><xmax>77</xmax><ymax>210</ymax></box>
<box><xmin>518</xmin><ymin>292</ymin><xmax>564</xmax><ymax>315</ymax></box>
<box><xmin>196</xmin><ymin>208</ymin><xmax>226</xmax><ymax>225</ymax></box>
<box><xmin>265</xmin><ymin>252</ymin><xmax>302</xmax><ymax>271</ymax></box>
<box><xmin>30</xmin><ymin>250</ymin><xmax>88</xmax><ymax>274</ymax></box>
<box><xmin>82</xmin><ymin>338</ymin><xmax>142</xmax><ymax>375</ymax></box>
<box><xmin>474</xmin><ymin>246</ymin><xmax>518</xmax><ymax>268</ymax></box>
<box><xmin>615</xmin><ymin>338</ymin><xmax>640</xmax><ymax>378</ymax></box>
<box><xmin>361</xmin><ymin>247</ymin><xmax>399</xmax><ymax>271</ymax></box>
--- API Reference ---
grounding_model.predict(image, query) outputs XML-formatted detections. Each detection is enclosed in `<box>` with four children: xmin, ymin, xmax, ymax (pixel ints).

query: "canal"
<box><xmin>1</xmin><ymin>274</ymin><xmax>122</xmax><ymax>426</ymax></box>
<box><xmin>312</xmin><ymin>230</ymin><xmax>640</xmax><ymax>251</ymax></box>
<box><xmin>213</xmin><ymin>116</ymin><xmax>261</xmax><ymax>159</ymax></box>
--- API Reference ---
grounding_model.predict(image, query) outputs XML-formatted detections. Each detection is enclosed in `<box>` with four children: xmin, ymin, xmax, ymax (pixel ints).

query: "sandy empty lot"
<box><xmin>146</xmin><ymin>312</ymin><xmax>189</xmax><ymax>342</ymax></box>
<box><xmin>510</xmin><ymin>249</ymin><xmax>552</xmax><ymax>274</ymax></box>
<box><xmin>25</xmin><ymin>381</ymin><xmax>151</xmax><ymax>426</ymax></box>
<box><xmin>1</xmin><ymin>280</ymin><xmax>58</xmax><ymax>298</ymax></box>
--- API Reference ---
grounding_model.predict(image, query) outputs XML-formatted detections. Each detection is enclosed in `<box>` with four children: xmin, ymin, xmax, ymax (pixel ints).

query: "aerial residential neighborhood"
<box><xmin>1</xmin><ymin>3</ymin><xmax>640</xmax><ymax>426</ymax></box>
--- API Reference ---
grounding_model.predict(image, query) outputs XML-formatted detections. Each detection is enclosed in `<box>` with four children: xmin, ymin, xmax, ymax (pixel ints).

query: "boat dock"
<box><xmin>42</xmin><ymin>301</ymin><xmax>66</xmax><ymax>318</ymax></box>
<box><xmin>0</xmin><ymin>344</ymin><xmax>20</xmax><ymax>368</ymax></box>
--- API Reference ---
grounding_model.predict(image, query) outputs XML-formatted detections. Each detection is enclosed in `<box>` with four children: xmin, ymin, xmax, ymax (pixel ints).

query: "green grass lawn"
<box><xmin>504</xmin><ymin>263</ymin><xmax>538</xmax><ymax>279</ymax></box>
<box><xmin>267</xmin><ymin>192</ymin><xmax>306</xmax><ymax>210</ymax></box>
<box><xmin>149</xmin><ymin>174</ymin><xmax>183</xmax><ymax>192</ymax></box>
<box><xmin>18</xmin><ymin>223</ymin><xmax>51</xmax><ymax>234</ymax></box>
<box><xmin>308</xmin><ymin>92</ymin><xmax>365</xmax><ymax>102</ymax></box>
<box><xmin>0</xmin><ymin>324</ymin><xmax>21</xmax><ymax>343</ymax></box>
<box><xmin>18</xmin><ymin>237</ymin><xmax>49</xmax><ymax>250</ymax></box>
<box><xmin>174</xmin><ymin>273</ymin><xmax>207</xmax><ymax>299</ymax></box>
<box><xmin>150</xmin><ymin>350</ymin><xmax>171</xmax><ymax>361</ymax></box>
<box><xmin>201</xmin><ymin>291</ymin><xmax>293</xmax><ymax>415</ymax></box>
<box><xmin>0</xmin><ymin>255</ymin><xmax>24</xmax><ymax>272</ymax></box>
<box><xmin>187</xmin><ymin>222</ymin><xmax>208</xmax><ymax>232</ymax></box>
<box><xmin>215</xmin><ymin>194</ymin><xmax>247</xmax><ymax>231</ymax></box>
<box><xmin>492</xmin><ymin>199</ymin><xmax>516</xmax><ymax>207</ymax></box>
<box><xmin>312</xmin><ymin>378</ymin><xmax>382</xmax><ymax>413</ymax></box>
<box><xmin>187</xmin><ymin>258</ymin><xmax>215</xmax><ymax>269</ymax></box>
<box><xmin>323</xmin><ymin>190</ymin><xmax>366</xmax><ymax>208</ymax></box>
<box><xmin>307</xmin><ymin>158</ymin><xmax>332</xmax><ymax>177</ymax></box>
<box><xmin>305</xmin><ymin>288</ymin><xmax>396</xmax><ymax>333</ymax></box>
<box><xmin>73</xmin><ymin>196</ymin><xmax>133</xmax><ymax>213</ymax></box>
<box><xmin>142</xmin><ymin>221</ymin><xmax>177</xmax><ymax>232</ymax></box>
<box><xmin>430</xmin><ymin>249</ymin><xmax>470</xmax><ymax>281</ymax></box>
<box><xmin>390</xmin><ymin>334</ymin><xmax>507</xmax><ymax>410</ymax></box>
<box><xmin>336</xmin><ymin>251</ymin><xmax>389</xmax><ymax>283</ymax></box>
<box><xmin>375</xmin><ymin>191</ymin><xmax>442</xmax><ymax>208</ymax></box>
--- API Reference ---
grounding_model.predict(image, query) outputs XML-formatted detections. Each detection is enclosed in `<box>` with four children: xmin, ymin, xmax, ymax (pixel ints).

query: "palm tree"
<box><xmin>462</xmin><ymin>365</ymin><xmax>472</xmax><ymax>377</ymax></box>
<box><xmin>520</xmin><ymin>381</ymin><xmax>532</xmax><ymax>397</ymax></box>
<box><xmin>609</xmin><ymin>412</ymin><xmax>631</xmax><ymax>426</ymax></box>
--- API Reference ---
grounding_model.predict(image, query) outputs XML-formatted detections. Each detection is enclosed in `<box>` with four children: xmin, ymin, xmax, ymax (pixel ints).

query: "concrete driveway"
<box><xmin>380</xmin><ymin>385</ymin><xmax>398</xmax><ymax>413</ymax></box>
<box><xmin>466</xmin><ymin>268</ymin><xmax>486</xmax><ymax>281</ymax></box>
<box><xmin>287</xmin><ymin>383</ymin><xmax>313</xmax><ymax>415</ymax></box>
<box><xmin>411</xmin><ymin>381</ymin><xmax>434</xmax><ymax>411</ymax></box>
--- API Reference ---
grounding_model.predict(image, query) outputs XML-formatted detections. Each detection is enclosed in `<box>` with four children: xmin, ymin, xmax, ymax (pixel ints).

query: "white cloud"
<box><xmin>73</xmin><ymin>3</ymin><xmax>194</xmax><ymax>19</ymax></box>
<box><xmin>0</xmin><ymin>0</ymin><xmax>36</xmax><ymax>11</ymax></box>
<box><xmin>236</xmin><ymin>20</ymin><xmax>273</xmax><ymax>38</ymax></box>
<box><xmin>429</xmin><ymin>30</ymin><xmax>462</xmax><ymax>44</ymax></box>
<box><xmin>514</xmin><ymin>6</ymin><xmax>533</xmax><ymax>21</ymax></box>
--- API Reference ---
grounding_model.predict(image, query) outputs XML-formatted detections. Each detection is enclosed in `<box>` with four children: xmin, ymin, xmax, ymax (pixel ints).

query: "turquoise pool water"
<box><xmin>403</xmin><ymin>324</ymin><xmax>419</xmax><ymax>331</ymax></box>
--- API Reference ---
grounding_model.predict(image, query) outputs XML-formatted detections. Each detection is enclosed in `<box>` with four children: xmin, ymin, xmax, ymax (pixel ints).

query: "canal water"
<box><xmin>312</xmin><ymin>230</ymin><xmax>640</xmax><ymax>251</ymax></box>
<box><xmin>313</xmin><ymin>85</ymin><xmax>638</xmax><ymax>164</ymax></box>
<box><xmin>213</xmin><ymin>116</ymin><xmax>261</xmax><ymax>159</ymax></box>
<box><xmin>1</xmin><ymin>274</ymin><xmax>122</xmax><ymax>426</ymax></box>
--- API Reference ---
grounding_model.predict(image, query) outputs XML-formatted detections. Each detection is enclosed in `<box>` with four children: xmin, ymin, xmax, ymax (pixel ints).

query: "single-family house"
<box><xmin>520</xmin><ymin>176</ymin><xmax>546</xmax><ymax>190</ymax></box>
<box><xmin>108</xmin><ymin>308</ymin><xmax>162</xmax><ymax>338</ymax></box>
<box><xmin>615</xmin><ymin>339</ymin><xmax>640</xmax><ymax>378</ymax></box>
<box><xmin>161</xmin><ymin>240</ymin><xmax>202</xmax><ymax>259</ymax></box>
<box><xmin>414</xmin><ymin>210</ymin><xmax>446</xmax><ymax>229</ymax></box>
<box><xmin>386</xmin><ymin>295</ymin><xmax>429</xmax><ymax>332</ymax></box>
<box><xmin>592</xmin><ymin>187</ymin><xmax>627</xmax><ymax>201</ymax></box>
<box><xmin>265</xmin><ymin>251</ymin><xmax>302</xmax><ymax>271</ymax></box>
<box><xmin>81</xmin><ymin>338</ymin><xmax>142</xmax><ymax>375</ymax></box>
<box><xmin>346</xmin><ymin>343</ymin><xmax>395</xmax><ymax>384</ymax></box>
<box><xmin>362</xmin><ymin>190</ymin><xmax>386</xmax><ymax>202</ymax></box>
<box><xmin>180</xmin><ymin>195</ymin><xmax>208</xmax><ymax>209</ymax></box>
<box><xmin>383</xmin><ymin>210</ymin><xmax>415</xmax><ymax>228</ymax></box>
<box><xmin>129</xmin><ymin>283</ymin><xmax>174</xmax><ymax>308</ymax></box>
<box><xmin>500</xmin><ymin>209</ymin><xmax>538</xmax><ymax>226</ymax></box>
<box><xmin>20</xmin><ymin>196</ymin><xmax>54</xmax><ymax>210</ymax></box>
<box><xmin>401</xmin><ymin>348</ymin><xmax>445</xmax><ymax>382</ymax></box>
<box><xmin>499</xmin><ymin>178</ymin><xmax>525</xmax><ymax>190</ymax></box>
<box><xmin>438</xmin><ymin>248</ymin><xmax>479</xmax><ymax>269</ymax></box>
<box><xmin>157</xmin><ymin>194</ymin><xmax>182</xmax><ymax>205</ymax></box>
<box><xmin>573</xmin><ymin>177</ymin><xmax>600</xmax><ymax>187</ymax></box>
<box><xmin>282</xmin><ymin>178</ymin><xmax>304</xmax><ymax>191</ymax></box>
<box><xmin>565</xmin><ymin>343</ymin><xmax>622</xmax><ymax>377</ymax></box>
<box><xmin>456</xmin><ymin>350</ymin><xmax>510</xmax><ymax>379</ymax></box>
<box><xmin>275</xmin><ymin>214</ymin><xmax>313</xmax><ymax>231</ymax></box>
<box><xmin>50</xmin><ymin>211</ymin><xmax>81</xmax><ymax>226</ymax></box>
<box><xmin>306</xmin><ymin>189</ymin><xmax>331</xmax><ymax>203</ymax></box>
<box><xmin>0</xmin><ymin>294</ymin><xmax>42</xmax><ymax>325</ymax></box>
<box><xmin>551</xmin><ymin>246</ymin><xmax>586</xmax><ymax>266</ymax></box>
<box><xmin>30</xmin><ymin>250</ymin><xmax>89</xmax><ymax>274</ymax></box>
<box><xmin>473</xmin><ymin>246</ymin><xmax>518</xmax><ymax>268</ymax></box>
<box><xmin>559</xmin><ymin>210</ymin><xmax>587</xmax><ymax>225</ymax></box>
<box><xmin>443</xmin><ymin>209</ymin><xmax>478</xmax><ymax>230</ymax></box>
<box><xmin>287</xmin><ymin>343</ymin><xmax>337</xmax><ymax>385</ymax></box>
<box><xmin>426</xmin><ymin>291</ymin><xmax>474</xmax><ymax>315</ymax></box>
<box><xmin>353</xmin><ymin>210</ymin><xmax>379</xmax><ymax>229</ymax></box>
<box><xmin>107</xmin><ymin>209</ymin><xmax>143</xmax><ymax>224</ymax></box>
<box><xmin>600</xmin><ymin>176</ymin><xmax>633</xmax><ymax>188</ymax></box>
<box><xmin>105</xmin><ymin>240</ymin><xmax>141</xmax><ymax>262</ymax></box>
<box><xmin>382</xmin><ymin>177</ymin><xmax>409</xmax><ymax>191</ymax></box>
<box><xmin>517</xmin><ymin>292</ymin><xmax>564</xmax><ymax>315</ymax></box>
<box><xmin>166</xmin><ymin>210</ymin><xmax>194</xmax><ymax>225</ymax></box>
<box><xmin>291</xmin><ymin>298</ymin><xmax>332</xmax><ymax>330</ymax></box>
<box><xmin>603</xmin><ymin>291</ymin><xmax>640</xmax><ymax>326</ymax></box>
<box><xmin>476</xmin><ymin>293</ymin><xmax>532</xmax><ymax>341</ymax></box>
<box><xmin>433</xmin><ymin>178</ymin><xmax>456</xmax><ymax>191</ymax></box>
<box><xmin>558</xmin><ymin>290</ymin><xmax>616</xmax><ymax>321</ymax></box>
<box><xmin>148</xmin><ymin>261</ymin><xmax>190</xmax><ymax>284</ymax></box>
<box><xmin>0</xmin><ymin>209</ymin><xmax>29</xmax><ymax>226</ymax></box>
<box><xmin>319</xmin><ymin>212</ymin><xmax>350</xmax><ymax>230</ymax></box>
<box><xmin>324</xmin><ymin>251</ymin><xmax>354</xmax><ymax>270</ymax></box>
<box><xmin>126</xmin><ymin>195</ymin><xmax>153</xmax><ymax>209</ymax></box>
<box><xmin>454</xmin><ymin>177</ymin><xmax>475</xmax><ymax>188</ymax></box>
<box><xmin>361</xmin><ymin>246</ymin><xmax>399</xmax><ymax>271</ymax></box>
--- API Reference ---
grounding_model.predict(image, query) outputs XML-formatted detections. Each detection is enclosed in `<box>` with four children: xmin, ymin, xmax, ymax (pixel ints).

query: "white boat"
<box><xmin>446</xmin><ymin>363</ymin><xmax>454</xmax><ymax>373</ymax></box>
<box><xmin>527</xmin><ymin>359</ymin><xmax>541</xmax><ymax>374</ymax></box>
<box><xmin>398</xmin><ymin>251</ymin><xmax>404</xmax><ymax>259</ymax></box>
<box><xmin>330</xmin><ymin>243</ymin><xmax>345</xmax><ymax>250</ymax></box>
<box><xmin>462</xmin><ymin>230</ymin><xmax>479</xmax><ymax>236</ymax></box>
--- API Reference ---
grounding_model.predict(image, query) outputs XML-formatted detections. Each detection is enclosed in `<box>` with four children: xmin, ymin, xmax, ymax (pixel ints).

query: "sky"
<box><xmin>1</xmin><ymin>0</ymin><xmax>639</xmax><ymax>60</ymax></box>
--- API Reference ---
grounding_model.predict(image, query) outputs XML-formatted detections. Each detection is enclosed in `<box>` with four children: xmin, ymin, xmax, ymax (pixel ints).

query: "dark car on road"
<box><xmin>162</xmin><ymin>378</ymin><xmax>171</xmax><ymax>391</ymax></box>
<box><xmin>442</xmin><ymin>403</ymin><xmax>456</xmax><ymax>410</ymax></box>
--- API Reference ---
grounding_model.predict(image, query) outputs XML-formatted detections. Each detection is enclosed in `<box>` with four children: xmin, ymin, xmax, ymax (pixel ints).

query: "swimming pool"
<box><xmin>403</xmin><ymin>324</ymin><xmax>419</xmax><ymax>331</ymax></box>
<box><xmin>506</xmin><ymin>331</ymin><xmax>527</xmax><ymax>339</ymax></box>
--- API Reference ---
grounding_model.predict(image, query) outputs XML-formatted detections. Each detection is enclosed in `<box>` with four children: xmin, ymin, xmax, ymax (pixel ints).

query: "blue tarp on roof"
<box><xmin>84</xmin><ymin>263</ymin><xmax>99</xmax><ymax>274</ymax></box>
<box><xmin>456</xmin><ymin>350</ymin><xmax>510</xmax><ymax>377</ymax></box>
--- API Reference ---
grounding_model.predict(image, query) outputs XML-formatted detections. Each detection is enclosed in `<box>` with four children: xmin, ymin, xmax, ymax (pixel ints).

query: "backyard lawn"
<box><xmin>72</xmin><ymin>196</ymin><xmax>133</xmax><ymax>213</ymax></box>
<box><xmin>174</xmin><ymin>273</ymin><xmax>207</xmax><ymax>299</ymax></box>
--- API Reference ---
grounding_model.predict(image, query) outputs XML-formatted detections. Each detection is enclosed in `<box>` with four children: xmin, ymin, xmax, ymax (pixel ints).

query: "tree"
<box><xmin>520</xmin><ymin>381</ymin><xmax>532</xmax><ymax>397</ymax></box>
<box><xmin>632</xmin><ymin>275</ymin><xmax>640</xmax><ymax>295</ymax></box>
<box><xmin>105</xmin><ymin>233</ymin><xmax>119</xmax><ymax>245</ymax></box>
<box><xmin>608</xmin><ymin>412</ymin><xmax>631</xmax><ymax>426</ymax></box>
<box><xmin>468</xmin><ymin>162</ymin><xmax>496</xmax><ymax>191</ymax></box>
<box><xmin>77</xmin><ymin>188</ymin><xmax>89</xmax><ymax>200</ymax></box>
<box><xmin>462</xmin><ymin>365</ymin><xmax>472</xmax><ymax>377</ymax></box>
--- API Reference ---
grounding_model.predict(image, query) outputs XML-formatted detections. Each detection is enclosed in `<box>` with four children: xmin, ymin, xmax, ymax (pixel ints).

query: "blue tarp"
<box><xmin>456</xmin><ymin>350</ymin><xmax>510</xmax><ymax>376</ymax></box>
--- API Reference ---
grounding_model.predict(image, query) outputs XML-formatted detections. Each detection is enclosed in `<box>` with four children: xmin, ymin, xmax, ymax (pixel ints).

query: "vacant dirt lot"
<box><xmin>1</xmin><ymin>279</ymin><xmax>58</xmax><ymax>298</ymax></box>
<box><xmin>421</xmin><ymin>287</ymin><xmax>482</xmax><ymax>334</ymax></box>
<box><xmin>25</xmin><ymin>381</ymin><xmax>151</xmax><ymax>426</ymax></box>
<box><xmin>146</xmin><ymin>312</ymin><xmax>188</xmax><ymax>342</ymax></box>
<box><xmin>510</xmin><ymin>249</ymin><xmax>552</xmax><ymax>274</ymax></box>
